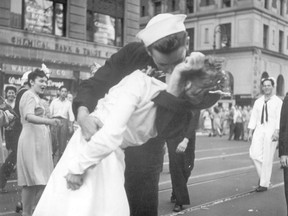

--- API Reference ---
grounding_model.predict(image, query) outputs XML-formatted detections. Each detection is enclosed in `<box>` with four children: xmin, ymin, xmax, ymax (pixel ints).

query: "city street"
<box><xmin>158</xmin><ymin>134</ymin><xmax>286</xmax><ymax>216</ymax></box>
<box><xmin>0</xmin><ymin>134</ymin><xmax>286</xmax><ymax>216</ymax></box>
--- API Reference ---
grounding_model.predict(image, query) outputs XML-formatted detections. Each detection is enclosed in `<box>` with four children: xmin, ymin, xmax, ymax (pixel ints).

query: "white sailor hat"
<box><xmin>137</xmin><ymin>13</ymin><xmax>187</xmax><ymax>47</ymax></box>
<box><xmin>21</xmin><ymin>70</ymin><xmax>32</xmax><ymax>85</ymax></box>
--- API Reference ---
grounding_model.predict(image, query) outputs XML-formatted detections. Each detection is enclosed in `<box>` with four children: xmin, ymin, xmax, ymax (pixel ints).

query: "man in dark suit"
<box><xmin>279</xmin><ymin>93</ymin><xmax>288</xmax><ymax>216</ymax></box>
<box><xmin>167</xmin><ymin>110</ymin><xmax>200</xmax><ymax>212</ymax></box>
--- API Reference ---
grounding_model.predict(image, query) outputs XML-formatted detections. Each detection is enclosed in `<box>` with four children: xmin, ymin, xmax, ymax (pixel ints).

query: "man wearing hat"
<box><xmin>73</xmin><ymin>13</ymin><xmax>216</xmax><ymax>215</ymax></box>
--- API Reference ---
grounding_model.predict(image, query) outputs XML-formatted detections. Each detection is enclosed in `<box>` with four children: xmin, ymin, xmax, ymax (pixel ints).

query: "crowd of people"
<box><xmin>200</xmin><ymin>104</ymin><xmax>252</xmax><ymax>141</ymax></box>
<box><xmin>0</xmin><ymin>69</ymin><xmax>75</xmax><ymax>215</ymax></box>
<box><xmin>0</xmin><ymin>12</ymin><xmax>287</xmax><ymax>216</ymax></box>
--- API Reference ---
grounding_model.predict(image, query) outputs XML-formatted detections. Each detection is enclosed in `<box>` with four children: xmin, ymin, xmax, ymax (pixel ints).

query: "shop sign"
<box><xmin>6</xmin><ymin>75</ymin><xmax>65</xmax><ymax>88</ymax></box>
<box><xmin>2</xmin><ymin>64</ymin><xmax>74</xmax><ymax>79</ymax></box>
<box><xmin>0</xmin><ymin>29</ymin><xmax>116</xmax><ymax>59</ymax></box>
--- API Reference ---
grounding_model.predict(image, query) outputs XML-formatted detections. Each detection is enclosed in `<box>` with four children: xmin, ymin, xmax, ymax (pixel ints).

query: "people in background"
<box><xmin>50</xmin><ymin>86</ymin><xmax>74</xmax><ymax>163</ymax></box>
<box><xmin>248</xmin><ymin>77</ymin><xmax>282</xmax><ymax>192</ymax></box>
<box><xmin>17</xmin><ymin>69</ymin><xmax>61</xmax><ymax>216</ymax></box>
<box><xmin>0</xmin><ymin>76</ymin><xmax>30</xmax><ymax>194</ymax></box>
<box><xmin>233</xmin><ymin>105</ymin><xmax>243</xmax><ymax>140</ymax></box>
<box><xmin>212</xmin><ymin>106</ymin><xmax>222</xmax><ymax>137</ymax></box>
<box><xmin>202</xmin><ymin>109</ymin><xmax>213</xmax><ymax>136</ymax></box>
<box><xmin>228</xmin><ymin>104</ymin><xmax>235</xmax><ymax>140</ymax></box>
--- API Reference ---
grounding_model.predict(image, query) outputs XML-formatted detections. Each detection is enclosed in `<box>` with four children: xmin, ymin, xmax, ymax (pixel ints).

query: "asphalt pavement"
<box><xmin>158</xmin><ymin>134</ymin><xmax>287</xmax><ymax>216</ymax></box>
<box><xmin>0</xmin><ymin>134</ymin><xmax>286</xmax><ymax>216</ymax></box>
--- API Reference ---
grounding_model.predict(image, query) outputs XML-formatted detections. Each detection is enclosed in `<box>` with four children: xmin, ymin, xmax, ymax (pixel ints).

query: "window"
<box><xmin>279</xmin><ymin>30</ymin><xmax>284</xmax><ymax>53</ymax></box>
<box><xmin>171</xmin><ymin>0</ymin><xmax>176</xmax><ymax>11</ymax></box>
<box><xmin>263</xmin><ymin>24</ymin><xmax>269</xmax><ymax>49</ymax></box>
<box><xmin>204</xmin><ymin>28</ymin><xmax>209</xmax><ymax>43</ymax></box>
<box><xmin>186</xmin><ymin>0</ymin><xmax>194</xmax><ymax>13</ymax></box>
<box><xmin>86</xmin><ymin>12</ymin><xmax>123</xmax><ymax>47</ymax></box>
<box><xmin>280</xmin><ymin>0</ymin><xmax>284</xmax><ymax>16</ymax></box>
<box><xmin>220</xmin><ymin>23</ymin><xmax>231</xmax><ymax>48</ymax></box>
<box><xmin>223</xmin><ymin>0</ymin><xmax>231</xmax><ymax>7</ymax></box>
<box><xmin>141</xmin><ymin>6</ymin><xmax>146</xmax><ymax>17</ymax></box>
<box><xmin>272</xmin><ymin>30</ymin><xmax>275</xmax><ymax>45</ymax></box>
<box><xmin>10</xmin><ymin>0</ymin><xmax>23</xmax><ymax>29</ymax></box>
<box><xmin>200</xmin><ymin>0</ymin><xmax>215</xmax><ymax>6</ymax></box>
<box><xmin>264</xmin><ymin>0</ymin><xmax>269</xmax><ymax>9</ymax></box>
<box><xmin>23</xmin><ymin>0</ymin><xmax>66</xmax><ymax>36</ymax></box>
<box><xmin>186</xmin><ymin>28</ymin><xmax>194</xmax><ymax>51</ymax></box>
<box><xmin>154</xmin><ymin>1</ymin><xmax>162</xmax><ymax>15</ymax></box>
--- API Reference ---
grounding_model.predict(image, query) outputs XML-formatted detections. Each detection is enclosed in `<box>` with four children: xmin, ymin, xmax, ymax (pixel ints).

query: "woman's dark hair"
<box><xmin>5</xmin><ymin>86</ymin><xmax>17</xmax><ymax>95</ymax></box>
<box><xmin>27</xmin><ymin>68</ymin><xmax>48</xmax><ymax>87</ymax></box>
<box><xmin>147</xmin><ymin>31</ymin><xmax>188</xmax><ymax>54</ymax></box>
<box><xmin>59</xmin><ymin>85</ymin><xmax>67</xmax><ymax>91</ymax></box>
<box><xmin>261</xmin><ymin>77</ymin><xmax>275</xmax><ymax>87</ymax></box>
<box><xmin>185</xmin><ymin>56</ymin><xmax>227</xmax><ymax>91</ymax></box>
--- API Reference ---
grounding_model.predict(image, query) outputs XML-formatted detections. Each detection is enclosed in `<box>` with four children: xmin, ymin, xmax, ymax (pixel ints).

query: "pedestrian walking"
<box><xmin>17</xmin><ymin>69</ymin><xmax>61</xmax><ymax>216</ymax></box>
<box><xmin>233</xmin><ymin>105</ymin><xmax>243</xmax><ymax>140</ymax></box>
<box><xmin>248</xmin><ymin>77</ymin><xmax>282</xmax><ymax>192</ymax></box>
<box><xmin>202</xmin><ymin>109</ymin><xmax>213</xmax><ymax>136</ymax></box>
<box><xmin>212</xmin><ymin>106</ymin><xmax>222</xmax><ymax>137</ymax></box>
<box><xmin>0</xmin><ymin>102</ymin><xmax>18</xmax><ymax>193</ymax></box>
<box><xmin>228</xmin><ymin>104</ymin><xmax>235</xmax><ymax>140</ymax></box>
<box><xmin>50</xmin><ymin>86</ymin><xmax>74</xmax><ymax>162</ymax></box>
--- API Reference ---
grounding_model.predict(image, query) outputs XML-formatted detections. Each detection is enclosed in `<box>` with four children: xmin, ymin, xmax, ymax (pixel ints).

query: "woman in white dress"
<box><xmin>33</xmin><ymin>54</ymin><xmax>227</xmax><ymax>216</ymax></box>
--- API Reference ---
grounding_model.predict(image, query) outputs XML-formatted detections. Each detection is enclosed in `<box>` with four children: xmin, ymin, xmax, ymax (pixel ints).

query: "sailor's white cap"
<box><xmin>137</xmin><ymin>13</ymin><xmax>187</xmax><ymax>47</ymax></box>
<box><xmin>21</xmin><ymin>70</ymin><xmax>32</xmax><ymax>85</ymax></box>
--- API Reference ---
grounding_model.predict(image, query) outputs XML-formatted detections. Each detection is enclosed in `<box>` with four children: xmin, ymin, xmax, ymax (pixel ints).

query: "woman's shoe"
<box><xmin>173</xmin><ymin>204</ymin><xmax>183</xmax><ymax>212</ymax></box>
<box><xmin>15</xmin><ymin>201</ymin><xmax>23</xmax><ymax>213</ymax></box>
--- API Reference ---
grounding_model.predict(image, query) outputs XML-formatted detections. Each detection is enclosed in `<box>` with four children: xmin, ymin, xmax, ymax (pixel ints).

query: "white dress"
<box><xmin>33</xmin><ymin>70</ymin><xmax>166</xmax><ymax>216</ymax></box>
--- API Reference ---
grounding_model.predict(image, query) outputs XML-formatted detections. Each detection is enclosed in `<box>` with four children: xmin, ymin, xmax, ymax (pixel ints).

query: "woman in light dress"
<box><xmin>17</xmin><ymin>69</ymin><xmax>61</xmax><ymax>216</ymax></box>
<box><xmin>33</xmin><ymin>54</ymin><xmax>227</xmax><ymax>216</ymax></box>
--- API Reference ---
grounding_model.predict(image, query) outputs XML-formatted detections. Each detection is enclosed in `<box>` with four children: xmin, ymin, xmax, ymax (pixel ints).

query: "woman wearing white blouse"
<box><xmin>33</xmin><ymin>53</ymin><xmax>227</xmax><ymax>216</ymax></box>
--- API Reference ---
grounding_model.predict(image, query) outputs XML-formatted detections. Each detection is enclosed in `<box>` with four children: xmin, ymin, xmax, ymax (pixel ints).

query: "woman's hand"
<box><xmin>4</xmin><ymin>110</ymin><xmax>16</xmax><ymax>122</ymax></box>
<box><xmin>50</xmin><ymin>118</ymin><xmax>62</xmax><ymax>127</ymax></box>
<box><xmin>65</xmin><ymin>173</ymin><xmax>84</xmax><ymax>190</ymax></box>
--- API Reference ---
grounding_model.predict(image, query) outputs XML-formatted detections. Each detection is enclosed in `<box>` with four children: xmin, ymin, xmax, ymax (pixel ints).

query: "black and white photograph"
<box><xmin>0</xmin><ymin>0</ymin><xmax>288</xmax><ymax>216</ymax></box>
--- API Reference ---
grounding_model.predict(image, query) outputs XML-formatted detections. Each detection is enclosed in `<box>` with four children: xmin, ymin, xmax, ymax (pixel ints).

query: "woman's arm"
<box><xmin>26</xmin><ymin>113</ymin><xmax>60</xmax><ymax>126</ymax></box>
<box><xmin>67</xmin><ymin>72</ymin><xmax>146</xmax><ymax>176</ymax></box>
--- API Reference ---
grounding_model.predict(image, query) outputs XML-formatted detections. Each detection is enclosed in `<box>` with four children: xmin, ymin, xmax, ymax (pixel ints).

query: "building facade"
<box><xmin>0</xmin><ymin>0</ymin><xmax>140</xmax><ymax>97</ymax></box>
<box><xmin>140</xmin><ymin>0</ymin><xmax>288</xmax><ymax>105</ymax></box>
